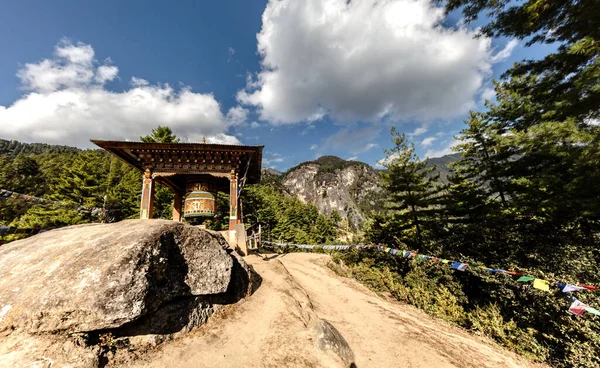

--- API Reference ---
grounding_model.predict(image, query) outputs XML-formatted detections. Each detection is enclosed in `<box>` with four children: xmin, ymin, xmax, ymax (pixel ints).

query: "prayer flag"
<box><xmin>517</xmin><ymin>276</ymin><xmax>535</xmax><ymax>282</ymax></box>
<box><xmin>486</xmin><ymin>269</ymin><xmax>505</xmax><ymax>273</ymax></box>
<box><xmin>384</xmin><ymin>247</ymin><xmax>391</xmax><ymax>253</ymax></box>
<box><xmin>503</xmin><ymin>271</ymin><xmax>523</xmax><ymax>276</ymax></box>
<box><xmin>562</xmin><ymin>284</ymin><xmax>586</xmax><ymax>293</ymax></box>
<box><xmin>441</xmin><ymin>260</ymin><xmax>450</xmax><ymax>264</ymax></box>
<box><xmin>569</xmin><ymin>299</ymin><xmax>588</xmax><ymax>316</ymax></box>
<box><xmin>451</xmin><ymin>262</ymin><xmax>468</xmax><ymax>271</ymax></box>
<box><xmin>585</xmin><ymin>307</ymin><xmax>600</xmax><ymax>316</ymax></box>
<box><xmin>532</xmin><ymin>279</ymin><xmax>550</xmax><ymax>292</ymax></box>
<box><xmin>578</xmin><ymin>284</ymin><xmax>599</xmax><ymax>291</ymax></box>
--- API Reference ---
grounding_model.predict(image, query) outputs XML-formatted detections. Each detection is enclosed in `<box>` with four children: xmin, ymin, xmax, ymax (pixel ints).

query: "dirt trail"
<box><xmin>124</xmin><ymin>253</ymin><xmax>543</xmax><ymax>368</ymax></box>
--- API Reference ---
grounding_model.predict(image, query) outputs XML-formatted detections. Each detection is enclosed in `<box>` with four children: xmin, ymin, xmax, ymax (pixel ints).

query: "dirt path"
<box><xmin>124</xmin><ymin>253</ymin><xmax>543</xmax><ymax>368</ymax></box>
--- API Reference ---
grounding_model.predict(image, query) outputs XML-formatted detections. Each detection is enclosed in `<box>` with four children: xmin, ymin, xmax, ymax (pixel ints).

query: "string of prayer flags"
<box><xmin>532</xmin><ymin>279</ymin><xmax>550</xmax><ymax>292</ymax></box>
<box><xmin>451</xmin><ymin>262</ymin><xmax>469</xmax><ymax>271</ymax></box>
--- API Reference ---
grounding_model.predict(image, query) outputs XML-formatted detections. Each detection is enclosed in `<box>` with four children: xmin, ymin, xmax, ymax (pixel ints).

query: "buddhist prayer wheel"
<box><xmin>91</xmin><ymin>139</ymin><xmax>263</xmax><ymax>230</ymax></box>
<box><xmin>184</xmin><ymin>181</ymin><xmax>217</xmax><ymax>218</ymax></box>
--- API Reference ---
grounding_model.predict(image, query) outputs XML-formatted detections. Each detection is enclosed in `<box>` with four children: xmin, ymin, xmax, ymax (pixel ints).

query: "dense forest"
<box><xmin>0</xmin><ymin>127</ymin><xmax>339</xmax><ymax>246</ymax></box>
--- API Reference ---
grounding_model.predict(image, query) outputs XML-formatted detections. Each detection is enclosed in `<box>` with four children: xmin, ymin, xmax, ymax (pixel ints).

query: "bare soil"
<box><xmin>122</xmin><ymin>253</ymin><xmax>545</xmax><ymax>368</ymax></box>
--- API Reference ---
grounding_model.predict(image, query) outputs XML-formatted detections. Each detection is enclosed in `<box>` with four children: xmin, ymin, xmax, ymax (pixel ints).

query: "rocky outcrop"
<box><xmin>0</xmin><ymin>220</ymin><xmax>254</xmax><ymax>367</ymax></box>
<box><xmin>282</xmin><ymin>156</ymin><xmax>385</xmax><ymax>229</ymax></box>
<box><xmin>280</xmin><ymin>154</ymin><xmax>461</xmax><ymax>229</ymax></box>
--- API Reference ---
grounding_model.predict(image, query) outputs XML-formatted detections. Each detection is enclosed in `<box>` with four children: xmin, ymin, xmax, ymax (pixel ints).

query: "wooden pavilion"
<box><xmin>91</xmin><ymin>140</ymin><xmax>263</xmax><ymax>231</ymax></box>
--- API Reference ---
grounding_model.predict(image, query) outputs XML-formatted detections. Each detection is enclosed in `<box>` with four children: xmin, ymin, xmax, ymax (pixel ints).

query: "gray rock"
<box><xmin>0</xmin><ymin>220</ymin><xmax>234</xmax><ymax>334</ymax></box>
<box><xmin>0</xmin><ymin>220</ymin><xmax>256</xmax><ymax>367</ymax></box>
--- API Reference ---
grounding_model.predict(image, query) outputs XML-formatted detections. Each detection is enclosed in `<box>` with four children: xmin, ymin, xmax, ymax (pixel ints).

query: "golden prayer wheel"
<box><xmin>184</xmin><ymin>181</ymin><xmax>217</xmax><ymax>218</ymax></box>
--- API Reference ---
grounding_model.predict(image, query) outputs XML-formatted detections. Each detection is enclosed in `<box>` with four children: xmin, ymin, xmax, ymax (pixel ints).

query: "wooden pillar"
<box><xmin>229</xmin><ymin>170</ymin><xmax>238</xmax><ymax>230</ymax></box>
<box><xmin>172</xmin><ymin>191</ymin><xmax>182</xmax><ymax>221</ymax></box>
<box><xmin>140</xmin><ymin>169</ymin><xmax>155</xmax><ymax>219</ymax></box>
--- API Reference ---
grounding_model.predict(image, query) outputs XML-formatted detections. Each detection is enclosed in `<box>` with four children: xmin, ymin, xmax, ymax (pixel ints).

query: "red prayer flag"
<box><xmin>578</xmin><ymin>284</ymin><xmax>599</xmax><ymax>291</ymax></box>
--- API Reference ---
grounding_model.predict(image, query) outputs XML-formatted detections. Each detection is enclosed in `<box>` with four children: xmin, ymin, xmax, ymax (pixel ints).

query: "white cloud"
<box><xmin>95</xmin><ymin>64</ymin><xmax>118</xmax><ymax>84</ymax></box>
<box><xmin>361</xmin><ymin>142</ymin><xmax>378</xmax><ymax>153</ymax></box>
<box><xmin>490</xmin><ymin>39</ymin><xmax>518</xmax><ymax>63</ymax></box>
<box><xmin>424</xmin><ymin>139</ymin><xmax>459</xmax><ymax>158</ymax></box>
<box><xmin>262</xmin><ymin>151</ymin><xmax>285</xmax><ymax>168</ymax></box>
<box><xmin>250</xmin><ymin>121</ymin><xmax>261</xmax><ymax>128</ymax></box>
<box><xmin>409</xmin><ymin>126</ymin><xmax>428</xmax><ymax>136</ymax></box>
<box><xmin>320</xmin><ymin>127</ymin><xmax>380</xmax><ymax>155</ymax></box>
<box><xmin>131</xmin><ymin>76</ymin><xmax>149</xmax><ymax>87</ymax></box>
<box><xmin>1</xmin><ymin>40</ymin><xmax>240</xmax><ymax>147</ymax></box>
<box><xmin>348</xmin><ymin>156</ymin><xmax>358</xmax><ymax>161</ymax></box>
<box><xmin>226</xmin><ymin>106</ymin><xmax>249</xmax><ymax>125</ymax></box>
<box><xmin>480</xmin><ymin>87</ymin><xmax>496</xmax><ymax>103</ymax></box>
<box><xmin>421</xmin><ymin>136</ymin><xmax>436</xmax><ymax>147</ymax></box>
<box><xmin>238</xmin><ymin>0</ymin><xmax>496</xmax><ymax>124</ymax></box>
<box><xmin>310</xmin><ymin>144</ymin><xmax>318</xmax><ymax>150</ymax></box>
<box><xmin>376</xmin><ymin>153</ymin><xmax>398</xmax><ymax>168</ymax></box>
<box><xmin>227</xmin><ymin>47</ymin><xmax>236</xmax><ymax>63</ymax></box>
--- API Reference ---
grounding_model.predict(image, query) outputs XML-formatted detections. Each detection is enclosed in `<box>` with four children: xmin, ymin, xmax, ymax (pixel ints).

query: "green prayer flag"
<box><xmin>517</xmin><ymin>276</ymin><xmax>535</xmax><ymax>282</ymax></box>
<box><xmin>586</xmin><ymin>307</ymin><xmax>600</xmax><ymax>316</ymax></box>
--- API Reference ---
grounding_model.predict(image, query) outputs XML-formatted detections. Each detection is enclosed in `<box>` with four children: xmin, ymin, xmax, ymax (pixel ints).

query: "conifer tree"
<box><xmin>140</xmin><ymin>126</ymin><xmax>180</xmax><ymax>143</ymax></box>
<box><xmin>381</xmin><ymin>127</ymin><xmax>442</xmax><ymax>247</ymax></box>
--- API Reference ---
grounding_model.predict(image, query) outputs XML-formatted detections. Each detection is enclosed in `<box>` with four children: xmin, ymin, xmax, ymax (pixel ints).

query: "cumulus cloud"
<box><xmin>480</xmin><ymin>87</ymin><xmax>496</xmax><ymax>103</ymax></box>
<box><xmin>238</xmin><ymin>0</ymin><xmax>499</xmax><ymax>124</ymax></box>
<box><xmin>226</xmin><ymin>106</ymin><xmax>249</xmax><ymax>125</ymax></box>
<box><xmin>424</xmin><ymin>140</ymin><xmax>459</xmax><ymax>158</ymax></box>
<box><xmin>319</xmin><ymin>127</ymin><xmax>381</xmax><ymax>155</ymax></box>
<box><xmin>490</xmin><ymin>39</ymin><xmax>518</xmax><ymax>63</ymax></box>
<box><xmin>262</xmin><ymin>151</ymin><xmax>285</xmax><ymax>168</ymax></box>
<box><xmin>409</xmin><ymin>126</ymin><xmax>428</xmax><ymax>136</ymax></box>
<box><xmin>1</xmin><ymin>40</ymin><xmax>239</xmax><ymax>147</ymax></box>
<box><xmin>421</xmin><ymin>136</ymin><xmax>436</xmax><ymax>147</ymax></box>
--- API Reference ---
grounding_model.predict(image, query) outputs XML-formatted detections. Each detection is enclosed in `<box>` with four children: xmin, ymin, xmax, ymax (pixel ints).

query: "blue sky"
<box><xmin>0</xmin><ymin>0</ymin><xmax>552</xmax><ymax>171</ymax></box>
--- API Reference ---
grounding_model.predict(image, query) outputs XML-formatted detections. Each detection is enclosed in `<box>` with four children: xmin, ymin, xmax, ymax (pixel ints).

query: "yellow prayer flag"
<box><xmin>532</xmin><ymin>279</ymin><xmax>550</xmax><ymax>292</ymax></box>
<box><xmin>441</xmin><ymin>260</ymin><xmax>450</xmax><ymax>264</ymax></box>
<box><xmin>384</xmin><ymin>247</ymin><xmax>391</xmax><ymax>253</ymax></box>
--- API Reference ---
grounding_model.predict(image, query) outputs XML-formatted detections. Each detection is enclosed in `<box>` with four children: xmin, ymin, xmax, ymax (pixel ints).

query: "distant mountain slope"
<box><xmin>425</xmin><ymin>153</ymin><xmax>461</xmax><ymax>183</ymax></box>
<box><xmin>0</xmin><ymin>139</ymin><xmax>82</xmax><ymax>156</ymax></box>
<box><xmin>281</xmin><ymin>156</ymin><xmax>386</xmax><ymax>230</ymax></box>
<box><xmin>277</xmin><ymin>154</ymin><xmax>460</xmax><ymax>229</ymax></box>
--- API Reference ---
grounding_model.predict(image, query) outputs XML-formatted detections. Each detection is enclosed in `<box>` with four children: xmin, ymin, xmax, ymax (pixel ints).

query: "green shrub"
<box><xmin>333</xmin><ymin>247</ymin><xmax>600</xmax><ymax>368</ymax></box>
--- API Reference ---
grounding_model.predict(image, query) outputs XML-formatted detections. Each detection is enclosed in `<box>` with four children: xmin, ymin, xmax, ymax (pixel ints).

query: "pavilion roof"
<box><xmin>91</xmin><ymin>140</ymin><xmax>264</xmax><ymax>191</ymax></box>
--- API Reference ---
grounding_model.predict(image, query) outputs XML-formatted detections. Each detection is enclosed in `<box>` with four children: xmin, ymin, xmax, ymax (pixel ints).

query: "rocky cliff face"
<box><xmin>278</xmin><ymin>154</ymin><xmax>460</xmax><ymax>230</ymax></box>
<box><xmin>282</xmin><ymin>156</ymin><xmax>385</xmax><ymax>230</ymax></box>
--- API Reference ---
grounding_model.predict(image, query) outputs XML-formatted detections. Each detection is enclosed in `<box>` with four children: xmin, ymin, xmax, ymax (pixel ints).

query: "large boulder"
<box><xmin>0</xmin><ymin>220</ymin><xmax>254</xmax><ymax>366</ymax></box>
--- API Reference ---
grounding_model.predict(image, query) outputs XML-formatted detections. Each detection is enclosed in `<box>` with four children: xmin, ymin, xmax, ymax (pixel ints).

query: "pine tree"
<box><xmin>381</xmin><ymin>127</ymin><xmax>442</xmax><ymax>247</ymax></box>
<box><xmin>140</xmin><ymin>126</ymin><xmax>180</xmax><ymax>143</ymax></box>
